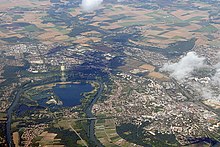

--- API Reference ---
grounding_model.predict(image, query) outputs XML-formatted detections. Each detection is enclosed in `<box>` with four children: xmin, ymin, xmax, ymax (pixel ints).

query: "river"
<box><xmin>6</xmin><ymin>81</ymin><xmax>104</xmax><ymax>147</ymax></box>
<box><xmin>6</xmin><ymin>82</ymin><xmax>30</xmax><ymax>147</ymax></box>
<box><xmin>84</xmin><ymin>82</ymin><xmax>104</xmax><ymax>147</ymax></box>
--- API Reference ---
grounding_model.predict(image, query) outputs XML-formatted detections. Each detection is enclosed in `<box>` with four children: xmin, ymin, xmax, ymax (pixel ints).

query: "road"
<box><xmin>172</xmin><ymin>78</ymin><xmax>220</xmax><ymax>145</ymax></box>
<box><xmin>69</xmin><ymin>124</ymin><xmax>88</xmax><ymax>147</ymax></box>
<box><xmin>6</xmin><ymin>80</ymin><xmax>104</xmax><ymax>147</ymax></box>
<box><xmin>171</xmin><ymin>78</ymin><xmax>220</xmax><ymax>115</ymax></box>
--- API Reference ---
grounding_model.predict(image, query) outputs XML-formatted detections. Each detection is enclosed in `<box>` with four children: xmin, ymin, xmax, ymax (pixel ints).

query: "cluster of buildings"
<box><xmin>93</xmin><ymin>71</ymin><xmax>220</xmax><ymax>145</ymax></box>
<box><xmin>0</xmin><ymin>83</ymin><xmax>18</xmax><ymax>112</ymax></box>
<box><xmin>0</xmin><ymin>43</ymin><xmax>86</xmax><ymax>75</ymax></box>
<box><xmin>21</xmin><ymin>124</ymin><xmax>48</xmax><ymax>147</ymax></box>
<box><xmin>125</xmin><ymin>46</ymin><xmax>168</xmax><ymax>68</ymax></box>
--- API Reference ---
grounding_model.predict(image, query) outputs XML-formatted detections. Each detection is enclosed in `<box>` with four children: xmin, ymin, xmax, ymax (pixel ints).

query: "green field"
<box><xmin>196</xmin><ymin>25</ymin><xmax>218</xmax><ymax>33</ymax></box>
<box><xmin>95</xmin><ymin>118</ymin><xmax>134</xmax><ymax>146</ymax></box>
<box><xmin>24</xmin><ymin>25</ymin><xmax>42</xmax><ymax>32</ymax></box>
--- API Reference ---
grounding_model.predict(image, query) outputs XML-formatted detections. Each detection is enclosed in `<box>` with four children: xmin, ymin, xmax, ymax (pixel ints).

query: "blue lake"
<box><xmin>53</xmin><ymin>83</ymin><xmax>93</xmax><ymax>107</ymax></box>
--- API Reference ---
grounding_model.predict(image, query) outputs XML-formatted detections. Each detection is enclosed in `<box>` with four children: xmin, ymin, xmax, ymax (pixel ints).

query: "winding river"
<box><xmin>84</xmin><ymin>82</ymin><xmax>104</xmax><ymax>147</ymax></box>
<box><xmin>6</xmin><ymin>81</ymin><xmax>104</xmax><ymax>147</ymax></box>
<box><xmin>6</xmin><ymin>82</ymin><xmax>30</xmax><ymax>147</ymax></box>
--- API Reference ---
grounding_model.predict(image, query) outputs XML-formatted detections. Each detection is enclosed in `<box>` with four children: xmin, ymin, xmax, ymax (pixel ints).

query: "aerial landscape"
<box><xmin>0</xmin><ymin>0</ymin><xmax>220</xmax><ymax>146</ymax></box>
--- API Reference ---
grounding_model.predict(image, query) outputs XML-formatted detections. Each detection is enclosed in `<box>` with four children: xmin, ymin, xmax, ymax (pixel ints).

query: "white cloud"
<box><xmin>161</xmin><ymin>51</ymin><xmax>220</xmax><ymax>100</ymax></box>
<box><xmin>161</xmin><ymin>52</ymin><xmax>205</xmax><ymax>81</ymax></box>
<box><xmin>212</xmin><ymin>63</ymin><xmax>220</xmax><ymax>86</ymax></box>
<box><xmin>81</xmin><ymin>0</ymin><xmax>103</xmax><ymax>12</ymax></box>
<box><xmin>211</xmin><ymin>52</ymin><xmax>220</xmax><ymax>86</ymax></box>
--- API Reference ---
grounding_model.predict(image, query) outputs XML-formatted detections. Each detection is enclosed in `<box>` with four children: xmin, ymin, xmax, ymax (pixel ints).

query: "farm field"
<box><xmin>95</xmin><ymin>118</ymin><xmax>135</xmax><ymax>147</ymax></box>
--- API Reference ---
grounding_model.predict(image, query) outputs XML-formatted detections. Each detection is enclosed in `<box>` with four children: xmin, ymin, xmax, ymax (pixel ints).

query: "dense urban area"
<box><xmin>0</xmin><ymin>0</ymin><xmax>220</xmax><ymax>146</ymax></box>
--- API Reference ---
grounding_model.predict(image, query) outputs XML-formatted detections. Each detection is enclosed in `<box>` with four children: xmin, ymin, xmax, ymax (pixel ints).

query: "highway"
<box><xmin>171</xmin><ymin>78</ymin><xmax>220</xmax><ymax>145</ymax></box>
<box><xmin>171</xmin><ymin>78</ymin><xmax>220</xmax><ymax>116</ymax></box>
